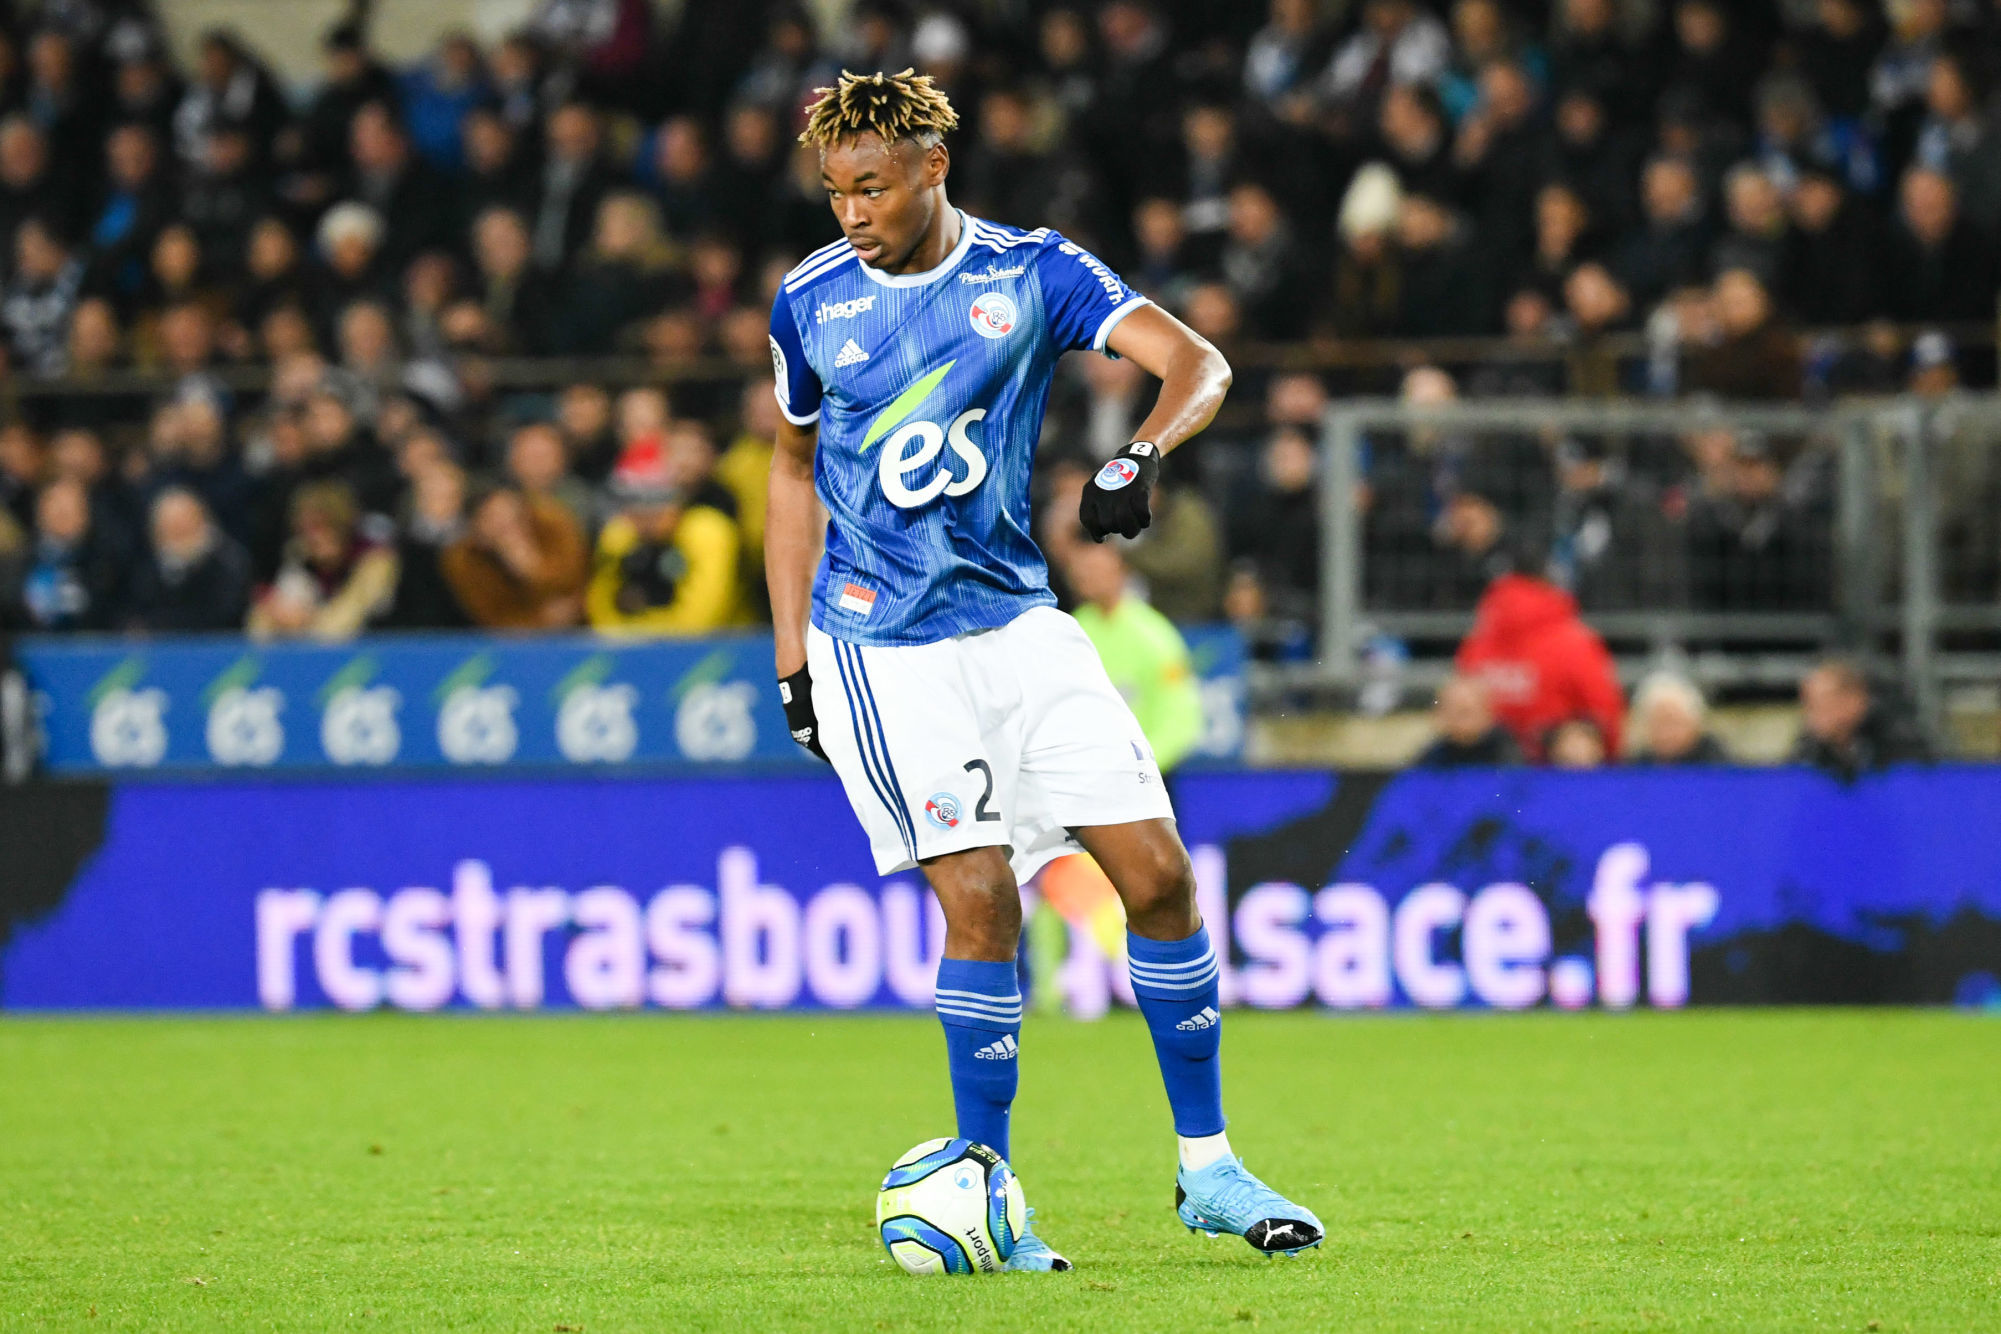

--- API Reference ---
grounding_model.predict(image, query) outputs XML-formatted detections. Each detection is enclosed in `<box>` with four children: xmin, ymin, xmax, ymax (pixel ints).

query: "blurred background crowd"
<box><xmin>0</xmin><ymin>0</ymin><xmax>1989</xmax><ymax>766</ymax></box>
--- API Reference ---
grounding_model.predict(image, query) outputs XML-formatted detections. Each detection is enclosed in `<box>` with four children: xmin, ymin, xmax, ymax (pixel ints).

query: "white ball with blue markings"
<box><xmin>875</xmin><ymin>1138</ymin><xmax>1025</xmax><ymax>1275</ymax></box>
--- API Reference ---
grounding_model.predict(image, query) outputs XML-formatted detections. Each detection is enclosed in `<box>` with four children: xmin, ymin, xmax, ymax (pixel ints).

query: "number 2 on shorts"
<box><xmin>963</xmin><ymin>759</ymin><xmax>1001</xmax><ymax>823</ymax></box>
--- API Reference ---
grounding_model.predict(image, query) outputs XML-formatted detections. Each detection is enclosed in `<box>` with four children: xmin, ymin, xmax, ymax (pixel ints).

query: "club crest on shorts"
<box><xmin>968</xmin><ymin>292</ymin><xmax>1017</xmax><ymax>340</ymax></box>
<box><xmin>924</xmin><ymin>792</ymin><xmax>962</xmax><ymax>828</ymax></box>
<box><xmin>1096</xmin><ymin>457</ymin><xmax>1140</xmax><ymax>490</ymax></box>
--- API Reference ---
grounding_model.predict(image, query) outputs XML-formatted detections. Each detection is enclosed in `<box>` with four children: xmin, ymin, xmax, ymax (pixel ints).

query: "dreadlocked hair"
<box><xmin>798</xmin><ymin>68</ymin><xmax>960</xmax><ymax>149</ymax></box>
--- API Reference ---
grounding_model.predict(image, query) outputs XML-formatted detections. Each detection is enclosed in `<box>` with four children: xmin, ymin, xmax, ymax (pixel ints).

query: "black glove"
<box><xmin>1078</xmin><ymin>441</ymin><xmax>1160</xmax><ymax>542</ymax></box>
<box><xmin>778</xmin><ymin>664</ymin><xmax>829</xmax><ymax>763</ymax></box>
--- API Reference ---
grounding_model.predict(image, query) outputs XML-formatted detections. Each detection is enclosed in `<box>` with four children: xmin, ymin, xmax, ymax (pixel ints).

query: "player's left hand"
<box><xmin>778</xmin><ymin>665</ymin><xmax>829</xmax><ymax>763</ymax></box>
<box><xmin>1079</xmin><ymin>441</ymin><xmax>1160</xmax><ymax>542</ymax></box>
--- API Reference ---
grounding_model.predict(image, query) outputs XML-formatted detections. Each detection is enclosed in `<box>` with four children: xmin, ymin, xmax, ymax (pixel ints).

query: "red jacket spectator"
<box><xmin>1455</xmin><ymin>574</ymin><xmax>1624</xmax><ymax>762</ymax></box>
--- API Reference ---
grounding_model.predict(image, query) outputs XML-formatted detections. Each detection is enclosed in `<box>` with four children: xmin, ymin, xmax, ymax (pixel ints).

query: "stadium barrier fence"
<box><xmin>1307</xmin><ymin>395</ymin><xmax>2001</xmax><ymax>733</ymax></box>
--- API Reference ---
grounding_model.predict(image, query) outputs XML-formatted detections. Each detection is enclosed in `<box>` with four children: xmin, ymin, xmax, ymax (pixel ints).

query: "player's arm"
<box><xmin>1080</xmin><ymin>306</ymin><xmax>1231</xmax><ymax>542</ymax></box>
<box><xmin>768</xmin><ymin>413</ymin><xmax>830</xmax><ymax>760</ymax></box>
<box><xmin>1107</xmin><ymin>305</ymin><xmax>1232</xmax><ymax>458</ymax></box>
<box><xmin>769</xmin><ymin>415</ymin><xmax>820</xmax><ymax>678</ymax></box>
<box><xmin>765</xmin><ymin>287</ymin><xmax>832</xmax><ymax>760</ymax></box>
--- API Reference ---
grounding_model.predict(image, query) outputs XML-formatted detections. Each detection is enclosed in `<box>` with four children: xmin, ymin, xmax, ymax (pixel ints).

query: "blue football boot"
<box><xmin>1003</xmin><ymin>1207</ymin><xmax>1072</xmax><ymax>1272</ymax></box>
<box><xmin>1175</xmin><ymin>1156</ymin><xmax>1324</xmax><ymax>1257</ymax></box>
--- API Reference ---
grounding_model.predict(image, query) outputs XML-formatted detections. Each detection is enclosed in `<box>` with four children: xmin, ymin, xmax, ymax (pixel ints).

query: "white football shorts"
<box><xmin>807</xmin><ymin>605</ymin><xmax>1174</xmax><ymax>878</ymax></box>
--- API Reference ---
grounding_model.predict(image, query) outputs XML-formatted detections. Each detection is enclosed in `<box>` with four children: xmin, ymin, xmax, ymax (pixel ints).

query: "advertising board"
<box><xmin>5</xmin><ymin>769</ymin><xmax>1996</xmax><ymax>1011</ymax></box>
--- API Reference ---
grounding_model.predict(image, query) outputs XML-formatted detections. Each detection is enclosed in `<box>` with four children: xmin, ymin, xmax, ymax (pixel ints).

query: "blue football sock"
<box><xmin>1128</xmin><ymin>925</ymin><xmax>1226</xmax><ymax>1138</ymax></box>
<box><xmin>935</xmin><ymin>958</ymin><xmax>1021</xmax><ymax>1162</ymax></box>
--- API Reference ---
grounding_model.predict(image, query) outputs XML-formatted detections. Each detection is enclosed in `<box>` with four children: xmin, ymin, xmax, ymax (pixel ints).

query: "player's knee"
<box><xmin>930</xmin><ymin>852</ymin><xmax>1023</xmax><ymax>955</ymax></box>
<box><xmin>950</xmin><ymin>881</ymin><xmax>1021</xmax><ymax>956</ymax></box>
<box><xmin>1122</xmin><ymin>842</ymin><xmax>1198</xmax><ymax>932</ymax></box>
<box><xmin>970</xmin><ymin>873</ymin><xmax>1022</xmax><ymax>930</ymax></box>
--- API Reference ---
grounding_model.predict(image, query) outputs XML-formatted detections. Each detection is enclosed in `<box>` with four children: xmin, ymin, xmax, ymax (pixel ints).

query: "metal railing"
<box><xmin>1310</xmin><ymin>395</ymin><xmax>2001</xmax><ymax>728</ymax></box>
<box><xmin>1</xmin><ymin>315</ymin><xmax>1986</xmax><ymax>410</ymax></box>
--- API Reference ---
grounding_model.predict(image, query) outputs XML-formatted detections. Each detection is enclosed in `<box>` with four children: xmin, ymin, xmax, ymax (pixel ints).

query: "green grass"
<box><xmin>2</xmin><ymin>1012</ymin><xmax>1997</xmax><ymax>1332</ymax></box>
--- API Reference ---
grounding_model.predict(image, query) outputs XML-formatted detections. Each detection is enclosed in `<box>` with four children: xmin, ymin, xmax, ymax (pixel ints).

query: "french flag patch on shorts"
<box><xmin>838</xmin><ymin>583</ymin><xmax>877</xmax><ymax>617</ymax></box>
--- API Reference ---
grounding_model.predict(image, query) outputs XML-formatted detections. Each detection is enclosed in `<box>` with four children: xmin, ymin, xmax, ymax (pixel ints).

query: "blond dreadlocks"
<box><xmin>798</xmin><ymin>69</ymin><xmax>960</xmax><ymax>149</ymax></box>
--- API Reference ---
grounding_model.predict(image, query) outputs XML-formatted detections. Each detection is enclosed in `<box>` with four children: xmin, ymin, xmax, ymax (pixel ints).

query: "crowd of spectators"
<box><xmin>0</xmin><ymin>0</ymin><xmax>1992</xmax><ymax>649</ymax></box>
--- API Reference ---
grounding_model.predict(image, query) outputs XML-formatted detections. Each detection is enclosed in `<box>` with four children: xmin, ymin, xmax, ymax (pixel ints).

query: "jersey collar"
<box><xmin>856</xmin><ymin>209</ymin><xmax>975</xmax><ymax>288</ymax></box>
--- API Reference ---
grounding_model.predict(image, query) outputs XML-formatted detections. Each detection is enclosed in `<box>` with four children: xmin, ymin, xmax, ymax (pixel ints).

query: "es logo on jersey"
<box><xmin>925</xmin><ymin>792</ymin><xmax>963</xmax><ymax>828</ymax></box>
<box><xmin>861</xmin><ymin>359</ymin><xmax>991</xmax><ymax>509</ymax></box>
<box><xmin>969</xmin><ymin>292</ymin><xmax>1017</xmax><ymax>340</ymax></box>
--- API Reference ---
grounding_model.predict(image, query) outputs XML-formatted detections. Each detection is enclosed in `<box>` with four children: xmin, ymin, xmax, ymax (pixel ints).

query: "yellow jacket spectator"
<box><xmin>715</xmin><ymin>382</ymin><xmax>777</xmax><ymax>618</ymax></box>
<box><xmin>586</xmin><ymin>429</ymin><xmax>743</xmax><ymax>636</ymax></box>
<box><xmin>1061</xmin><ymin>538</ymin><xmax>1204</xmax><ymax>771</ymax></box>
<box><xmin>715</xmin><ymin>380</ymin><xmax>777</xmax><ymax>557</ymax></box>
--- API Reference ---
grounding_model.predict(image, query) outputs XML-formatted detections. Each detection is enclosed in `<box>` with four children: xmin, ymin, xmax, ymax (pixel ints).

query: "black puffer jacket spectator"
<box><xmin>380</xmin><ymin>459</ymin><xmax>471</xmax><ymax>630</ymax></box>
<box><xmin>1791</xmin><ymin>660</ymin><xmax>1933</xmax><ymax>781</ymax></box>
<box><xmin>1783</xmin><ymin>170</ymin><xmax>1879</xmax><ymax>325</ymax></box>
<box><xmin>1228</xmin><ymin>426</ymin><xmax>1321</xmax><ymax>619</ymax></box>
<box><xmin>1413</xmin><ymin>675</ymin><xmax>1523</xmax><ymax>768</ymax></box>
<box><xmin>1685</xmin><ymin>434</ymin><xmax>1825</xmax><ymax>610</ymax></box>
<box><xmin>1882</xmin><ymin>168</ymin><xmax>1997</xmax><ymax>322</ymax></box>
<box><xmin>127</xmin><ymin>489</ymin><xmax>252</xmax><ymax>632</ymax></box>
<box><xmin>1616</xmin><ymin>156</ymin><xmax>1710</xmax><ymax>307</ymax></box>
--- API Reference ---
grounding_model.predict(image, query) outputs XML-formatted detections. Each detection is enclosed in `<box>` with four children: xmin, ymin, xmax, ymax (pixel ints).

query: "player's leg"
<box><xmin>1075</xmin><ymin>817</ymin><xmax>1323</xmax><ymax>1257</ymax></box>
<box><xmin>920</xmin><ymin>842</ymin><xmax>1069</xmax><ymax>1272</ymax></box>
<box><xmin>920</xmin><ymin>844</ymin><xmax>1023</xmax><ymax>1163</ymax></box>
<box><xmin>1069</xmin><ymin>819</ymin><xmax>1220</xmax><ymax>1147</ymax></box>
<box><xmin>1001</xmin><ymin>607</ymin><xmax>1320</xmax><ymax>1256</ymax></box>
<box><xmin>806</xmin><ymin>626</ymin><xmax>1067</xmax><ymax>1269</ymax></box>
<box><xmin>808</xmin><ymin>629</ymin><xmax>1023</xmax><ymax>1151</ymax></box>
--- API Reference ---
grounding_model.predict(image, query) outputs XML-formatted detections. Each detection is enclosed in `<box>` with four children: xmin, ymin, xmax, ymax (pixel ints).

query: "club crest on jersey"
<box><xmin>1096</xmin><ymin>457</ymin><xmax>1140</xmax><ymax>490</ymax></box>
<box><xmin>969</xmin><ymin>291</ymin><xmax>1018</xmax><ymax>340</ymax></box>
<box><xmin>924</xmin><ymin>792</ymin><xmax>962</xmax><ymax>828</ymax></box>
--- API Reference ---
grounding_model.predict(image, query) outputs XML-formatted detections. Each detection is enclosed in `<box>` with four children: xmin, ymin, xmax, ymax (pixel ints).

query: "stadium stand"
<box><xmin>0</xmin><ymin>0</ymin><xmax>1996</xmax><ymax>761</ymax></box>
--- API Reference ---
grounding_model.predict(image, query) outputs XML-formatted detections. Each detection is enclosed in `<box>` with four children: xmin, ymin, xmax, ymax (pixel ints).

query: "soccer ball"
<box><xmin>875</xmin><ymin>1138</ymin><xmax>1025</xmax><ymax>1275</ymax></box>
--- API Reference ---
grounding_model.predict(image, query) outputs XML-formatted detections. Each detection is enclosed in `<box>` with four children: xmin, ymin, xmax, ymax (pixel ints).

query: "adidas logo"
<box><xmin>1175</xmin><ymin>1006</ymin><xmax>1220</xmax><ymax>1032</ymax></box>
<box><xmin>834</xmin><ymin>338</ymin><xmax>869</xmax><ymax>368</ymax></box>
<box><xmin>973</xmin><ymin>1034</ymin><xmax>1018</xmax><ymax>1060</ymax></box>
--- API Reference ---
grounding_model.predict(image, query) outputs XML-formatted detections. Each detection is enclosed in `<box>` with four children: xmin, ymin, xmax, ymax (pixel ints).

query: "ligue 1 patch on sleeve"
<box><xmin>839</xmin><ymin>583</ymin><xmax>878</xmax><ymax>616</ymax></box>
<box><xmin>1095</xmin><ymin>457</ymin><xmax>1140</xmax><ymax>490</ymax></box>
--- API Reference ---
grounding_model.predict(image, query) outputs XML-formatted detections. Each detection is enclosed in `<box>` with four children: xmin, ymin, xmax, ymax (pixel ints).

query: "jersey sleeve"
<box><xmin>767</xmin><ymin>291</ymin><xmax>822</xmax><ymax>426</ymax></box>
<box><xmin>1037</xmin><ymin>236</ymin><xmax>1152</xmax><ymax>355</ymax></box>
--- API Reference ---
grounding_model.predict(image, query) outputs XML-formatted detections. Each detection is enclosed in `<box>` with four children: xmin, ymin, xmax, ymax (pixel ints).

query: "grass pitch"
<box><xmin>2</xmin><ymin>1011</ymin><xmax>1996</xmax><ymax>1332</ymax></box>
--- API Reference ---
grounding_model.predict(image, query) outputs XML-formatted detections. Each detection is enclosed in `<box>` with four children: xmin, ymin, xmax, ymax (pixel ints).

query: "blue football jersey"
<box><xmin>768</xmin><ymin>211</ymin><xmax>1151</xmax><ymax>646</ymax></box>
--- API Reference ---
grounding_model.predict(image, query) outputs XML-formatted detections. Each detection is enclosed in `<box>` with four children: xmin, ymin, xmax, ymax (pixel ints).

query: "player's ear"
<box><xmin>922</xmin><ymin>140</ymin><xmax>949</xmax><ymax>187</ymax></box>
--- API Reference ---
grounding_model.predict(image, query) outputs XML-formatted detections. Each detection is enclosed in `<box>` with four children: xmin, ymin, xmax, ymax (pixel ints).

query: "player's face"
<box><xmin>821</xmin><ymin>135</ymin><xmax>948</xmax><ymax>271</ymax></box>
